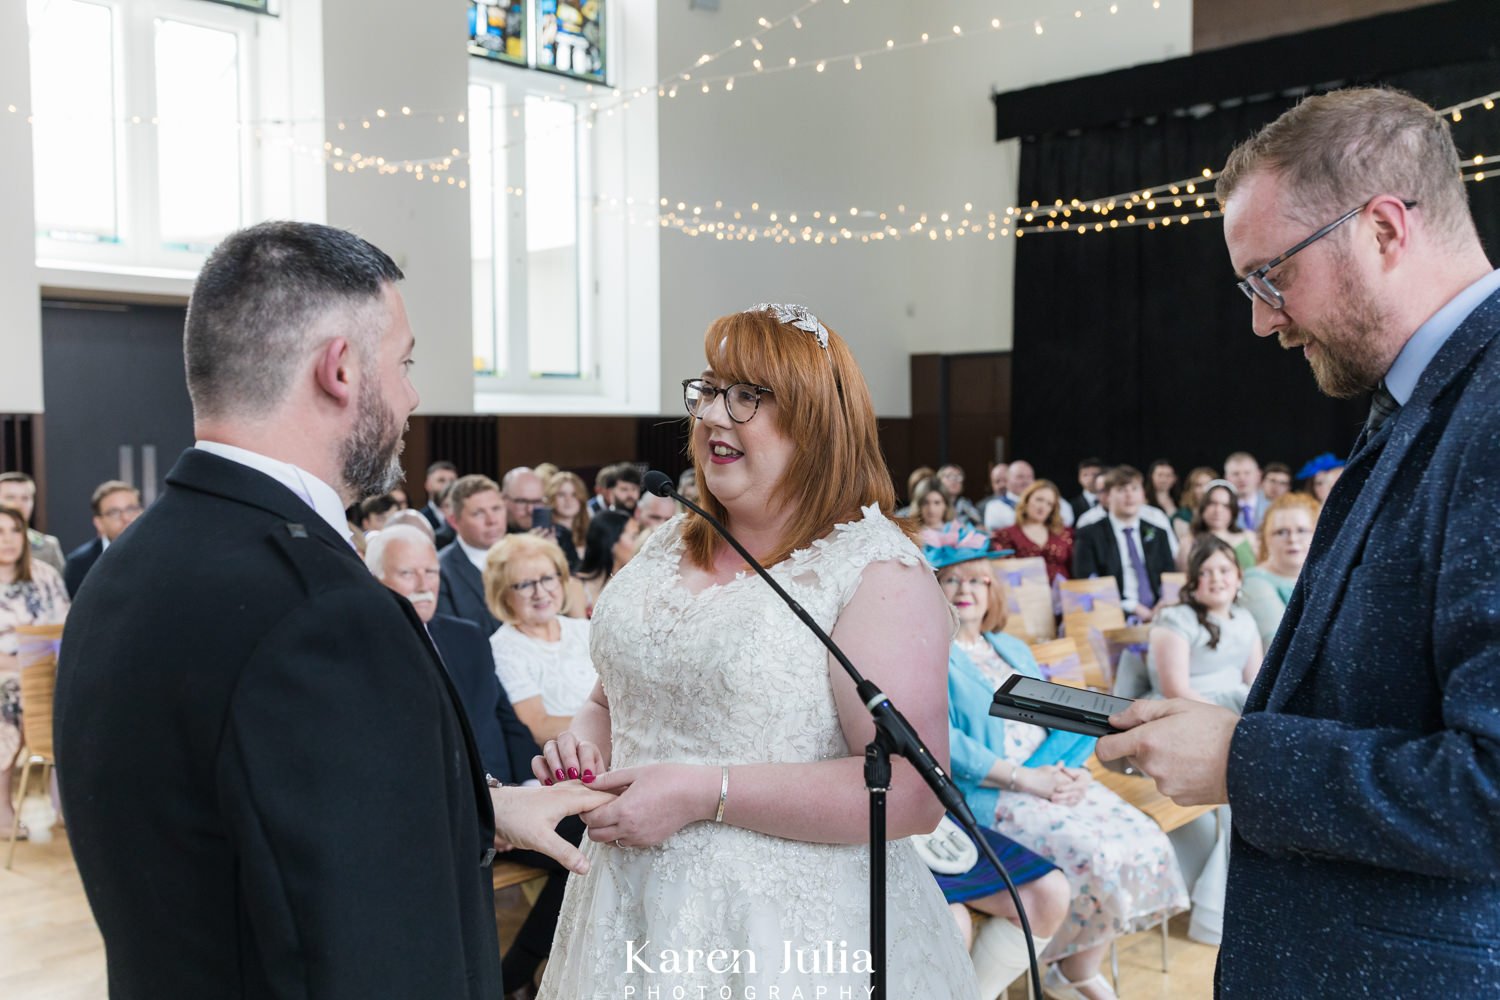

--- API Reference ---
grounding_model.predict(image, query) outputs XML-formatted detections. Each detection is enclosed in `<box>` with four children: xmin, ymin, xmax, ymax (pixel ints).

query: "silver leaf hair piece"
<box><xmin>746</xmin><ymin>303</ymin><xmax>830</xmax><ymax>350</ymax></box>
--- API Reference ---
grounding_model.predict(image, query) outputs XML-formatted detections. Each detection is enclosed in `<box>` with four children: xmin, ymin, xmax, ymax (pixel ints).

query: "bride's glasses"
<box><xmin>682</xmin><ymin>379</ymin><xmax>774</xmax><ymax>424</ymax></box>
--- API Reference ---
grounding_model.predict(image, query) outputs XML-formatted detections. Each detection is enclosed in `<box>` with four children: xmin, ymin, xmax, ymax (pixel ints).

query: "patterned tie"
<box><xmin>1239</xmin><ymin>501</ymin><xmax>1256</xmax><ymax>531</ymax></box>
<box><xmin>1366</xmin><ymin>381</ymin><xmax>1400</xmax><ymax>437</ymax></box>
<box><xmin>1123</xmin><ymin>526</ymin><xmax>1157</xmax><ymax>608</ymax></box>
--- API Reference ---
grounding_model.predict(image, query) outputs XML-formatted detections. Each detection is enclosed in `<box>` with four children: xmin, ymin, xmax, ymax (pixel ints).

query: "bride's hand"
<box><xmin>533</xmin><ymin>731</ymin><xmax>608</xmax><ymax>786</ymax></box>
<box><xmin>579</xmin><ymin>764</ymin><xmax>719</xmax><ymax>849</ymax></box>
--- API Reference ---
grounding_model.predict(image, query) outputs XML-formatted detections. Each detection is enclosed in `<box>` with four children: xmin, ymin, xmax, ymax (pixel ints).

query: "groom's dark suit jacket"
<box><xmin>1217</xmin><ymin>288</ymin><xmax>1500</xmax><ymax>996</ymax></box>
<box><xmin>55</xmin><ymin>449</ymin><xmax>502</xmax><ymax>999</ymax></box>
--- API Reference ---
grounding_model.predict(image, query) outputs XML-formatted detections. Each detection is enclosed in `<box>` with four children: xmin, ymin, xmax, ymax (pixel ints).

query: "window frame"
<box><xmin>468</xmin><ymin>57</ymin><xmax>601</xmax><ymax>396</ymax></box>
<box><xmin>30</xmin><ymin>0</ymin><xmax>262</xmax><ymax>273</ymax></box>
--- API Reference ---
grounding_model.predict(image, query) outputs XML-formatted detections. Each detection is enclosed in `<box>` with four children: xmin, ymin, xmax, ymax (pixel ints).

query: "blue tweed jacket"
<box><xmin>1218</xmin><ymin>287</ymin><xmax>1500</xmax><ymax>996</ymax></box>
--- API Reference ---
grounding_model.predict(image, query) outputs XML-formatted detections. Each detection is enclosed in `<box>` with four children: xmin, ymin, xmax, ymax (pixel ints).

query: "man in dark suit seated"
<box><xmin>1100</xmin><ymin>89</ymin><xmax>1500</xmax><ymax>996</ymax></box>
<box><xmin>368</xmin><ymin>524</ymin><xmax>581</xmax><ymax>998</ymax></box>
<box><xmin>1072</xmin><ymin>464</ymin><xmax>1174</xmax><ymax>621</ymax></box>
<box><xmin>55</xmin><ymin>220</ymin><xmax>609</xmax><ymax>999</ymax></box>
<box><xmin>62</xmin><ymin>480</ymin><xmax>143</xmax><ymax>598</ymax></box>
<box><xmin>1065</xmin><ymin>456</ymin><xmax>1104</xmax><ymax>523</ymax></box>
<box><xmin>438</xmin><ymin>474</ymin><xmax>508</xmax><ymax>637</ymax></box>
<box><xmin>420</xmin><ymin>460</ymin><xmax>458</xmax><ymax>548</ymax></box>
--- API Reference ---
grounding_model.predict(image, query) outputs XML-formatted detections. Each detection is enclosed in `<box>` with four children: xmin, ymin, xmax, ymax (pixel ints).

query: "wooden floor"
<box><xmin>0</xmin><ymin>828</ymin><xmax>1219</xmax><ymax>999</ymax></box>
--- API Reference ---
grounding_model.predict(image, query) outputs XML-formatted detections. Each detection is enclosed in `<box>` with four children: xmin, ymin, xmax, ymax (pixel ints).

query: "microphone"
<box><xmin>642</xmin><ymin>470</ymin><xmax>977</xmax><ymax>827</ymax></box>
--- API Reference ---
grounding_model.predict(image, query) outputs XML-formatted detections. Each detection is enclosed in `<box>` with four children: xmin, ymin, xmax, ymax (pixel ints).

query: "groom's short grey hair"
<box><xmin>364</xmin><ymin>524</ymin><xmax>435</xmax><ymax>578</ymax></box>
<box><xmin>184</xmin><ymin>220</ymin><xmax>403</xmax><ymax>422</ymax></box>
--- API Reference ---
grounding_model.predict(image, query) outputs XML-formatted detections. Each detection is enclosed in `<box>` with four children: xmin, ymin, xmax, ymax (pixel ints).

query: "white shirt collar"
<box><xmin>194</xmin><ymin>441</ymin><xmax>353</xmax><ymax>546</ymax></box>
<box><xmin>1107</xmin><ymin>512</ymin><xmax>1141</xmax><ymax>533</ymax></box>
<box><xmin>457</xmin><ymin>536</ymin><xmax>490</xmax><ymax>572</ymax></box>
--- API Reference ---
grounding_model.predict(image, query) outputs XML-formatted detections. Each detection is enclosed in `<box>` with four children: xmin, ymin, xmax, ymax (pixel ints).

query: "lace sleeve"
<box><xmin>811</xmin><ymin>505</ymin><xmax>929</xmax><ymax>609</ymax></box>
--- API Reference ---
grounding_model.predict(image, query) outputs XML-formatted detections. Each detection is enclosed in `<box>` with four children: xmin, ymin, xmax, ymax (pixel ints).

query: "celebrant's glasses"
<box><xmin>1237</xmin><ymin>199</ymin><xmax>1416</xmax><ymax>311</ymax></box>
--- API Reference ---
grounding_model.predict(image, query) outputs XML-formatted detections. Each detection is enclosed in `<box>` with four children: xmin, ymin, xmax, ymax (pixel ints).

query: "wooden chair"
<box><xmin>1158</xmin><ymin>572</ymin><xmax>1186</xmax><ymax>607</ymax></box>
<box><xmin>1088</xmin><ymin>755</ymin><xmax>1219</xmax><ymax>988</ymax></box>
<box><xmin>1029</xmin><ymin>637</ymin><xmax>1086</xmax><ymax>689</ymax></box>
<box><xmin>1083</xmin><ymin>624</ymin><xmax>1152</xmax><ymax>691</ymax></box>
<box><xmin>491</xmin><ymin>858</ymin><xmax>547</xmax><ymax>892</ymax></box>
<box><xmin>1059</xmin><ymin>579</ymin><xmax>1126</xmax><ymax>688</ymax></box>
<box><xmin>7</xmin><ymin>624</ymin><xmax>64</xmax><ymax>869</ymax></box>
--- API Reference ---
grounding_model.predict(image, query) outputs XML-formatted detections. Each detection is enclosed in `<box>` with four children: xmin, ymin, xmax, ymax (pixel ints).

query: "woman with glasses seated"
<box><xmin>483</xmin><ymin>533</ymin><xmax>597</xmax><ymax>746</ymax></box>
<box><xmin>1241</xmin><ymin>493</ymin><xmax>1321</xmax><ymax>648</ymax></box>
<box><xmin>533</xmin><ymin>305</ymin><xmax>980</xmax><ymax>998</ymax></box>
<box><xmin>931</xmin><ymin>522</ymin><xmax>1186</xmax><ymax>1000</ymax></box>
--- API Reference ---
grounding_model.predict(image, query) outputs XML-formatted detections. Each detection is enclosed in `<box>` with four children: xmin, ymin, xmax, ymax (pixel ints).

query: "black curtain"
<box><xmin>1010</xmin><ymin>59</ymin><xmax>1500</xmax><ymax>486</ymax></box>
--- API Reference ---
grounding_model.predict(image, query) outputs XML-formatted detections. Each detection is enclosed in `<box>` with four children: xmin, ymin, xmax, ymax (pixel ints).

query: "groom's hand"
<box><xmin>490</xmin><ymin>784</ymin><xmax>616</xmax><ymax>874</ymax></box>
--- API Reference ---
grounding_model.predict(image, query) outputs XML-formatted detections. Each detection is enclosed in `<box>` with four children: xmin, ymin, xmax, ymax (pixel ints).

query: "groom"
<box><xmin>56</xmin><ymin>221</ymin><xmax>610</xmax><ymax>998</ymax></box>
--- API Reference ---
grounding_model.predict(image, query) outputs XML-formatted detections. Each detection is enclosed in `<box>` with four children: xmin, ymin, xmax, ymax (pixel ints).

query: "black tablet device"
<box><xmin>990</xmin><ymin>675</ymin><xmax>1133</xmax><ymax>738</ymax></box>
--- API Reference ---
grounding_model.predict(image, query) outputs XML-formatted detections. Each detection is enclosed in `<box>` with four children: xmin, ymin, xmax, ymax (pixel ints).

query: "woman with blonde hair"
<box><xmin>484</xmin><ymin>532</ymin><xmax>597</xmax><ymax>746</ymax></box>
<box><xmin>535</xmin><ymin>304</ymin><xmax>977</xmax><ymax>996</ymax></box>
<box><xmin>545</xmin><ymin>470</ymin><xmax>591</xmax><ymax>570</ymax></box>
<box><xmin>990</xmin><ymin>478</ymin><xmax>1073</xmax><ymax>581</ymax></box>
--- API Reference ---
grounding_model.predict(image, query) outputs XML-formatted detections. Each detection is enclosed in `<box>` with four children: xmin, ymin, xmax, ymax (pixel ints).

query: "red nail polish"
<box><xmin>582</xmin><ymin>770</ymin><xmax>594</xmax><ymax>783</ymax></box>
<box><xmin>556</xmin><ymin>768</ymin><xmax>566</xmax><ymax>781</ymax></box>
<box><xmin>544</xmin><ymin>778</ymin><xmax>554</xmax><ymax>786</ymax></box>
<box><xmin>568</xmin><ymin>767</ymin><xmax>579</xmax><ymax>779</ymax></box>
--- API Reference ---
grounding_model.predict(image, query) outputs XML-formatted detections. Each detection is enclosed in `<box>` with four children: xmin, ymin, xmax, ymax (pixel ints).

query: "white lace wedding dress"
<box><xmin>538</xmin><ymin>507</ymin><xmax>978</xmax><ymax>999</ymax></box>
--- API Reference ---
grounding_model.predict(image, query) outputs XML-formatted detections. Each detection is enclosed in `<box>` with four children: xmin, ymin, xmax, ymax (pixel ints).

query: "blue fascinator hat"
<box><xmin>920</xmin><ymin>521</ymin><xmax>1013</xmax><ymax>571</ymax></box>
<box><xmin>1296</xmin><ymin>452</ymin><xmax>1345</xmax><ymax>480</ymax></box>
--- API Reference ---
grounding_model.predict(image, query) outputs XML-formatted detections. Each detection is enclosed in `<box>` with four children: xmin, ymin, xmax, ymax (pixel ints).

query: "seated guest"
<box><xmin>1147</xmin><ymin>536</ymin><xmax>1263</xmax><ymax>712</ymax></box>
<box><xmin>357</xmin><ymin>493</ymin><xmax>399</xmax><ymax>534</ymax></box>
<box><xmin>485</xmin><ymin>533</ymin><xmax>597</xmax><ymax>745</ymax></box>
<box><xmin>586</xmin><ymin>463</ymin><xmax>618</xmax><ymax>516</ymax></box>
<box><xmin>1297</xmin><ymin>452</ymin><xmax>1346</xmax><ymax>503</ymax></box>
<box><xmin>984</xmin><ymin>460</ymin><xmax>1039</xmax><ymax>531</ymax></box>
<box><xmin>1242</xmin><ymin>493</ymin><xmax>1320</xmax><ymax>647</ymax></box>
<box><xmin>502</xmin><ymin>466</ymin><xmax>547</xmax><ymax>534</ymax></box>
<box><xmin>63</xmin><ymin>480</ymin><xmax>143</xmax><ymax>598</ymax></box>
<box><xmin>1065</xmin><ymin>457</ymin><xmax>1104</xmax><ymax>523</ymax></box>
<box><xmin>1074</xmin><ymin>473</ymin><xmax>1177</xmax><ymax>553</ymax></box>
<box><xmin>931</xmin><ymin>523</ymin><xmax>1186</xmax><ymax>1000</ymax></box>
<box><xmin>382</xmin><ymin>508</ymin><xmax>436</xmax><ymax>543</ymax></box>
<box><xmin>437</xmin><ymin>474</ymin><xmax>507</xmax><ymax>636</ymax></box>
<box><xmin>676</xmin><ymin>467</ymin><xmax>699</xmax><ymax>504</ymax></box>
<box><xmin>365</xmin><ymin>524</ymin><xmax>584</xmax><ymax>998</ymax></box>
<box><xmin>570</xmin><ymin>510</ymin><xmax>638</xmax><ymax>618</ymax></box>
<box><xmin>609</xmin><ymin>464</ymin><xmax>642</xmax><ymax>514</ymax></box>
<box><xmin>632</xmin><ymin>492</ymin><xmax>676</xmax><ymax>530</ymax></box>
<box><xmin>419</xmin><ymin>460</ymin><xmax>457</xmax><ymax>539</ymax></box>
<box><xmin>1184</xmin><ymin>480</ymin><xmax>1257</xmax><ymax>571</ymax></box>
<box><xmin>387</xmin><ymin>487</ymin><xmax>409</xmax><ymax>510</ymax></box>
<box><xmin>938</xmin><ymin>464</ymin><xmax>983</xmax><ymax>527</ymax></box>
<box><xmin>0</xmin><ymin>472</ymin><xmax>65</xmax><ymax>574</ymax></box>
<box><xmin>977</xmin><ymin>461</ymin><xmax>1010</xmax><ymax>527</ymax></box>
<box><xmin>913</xmin><ymin>476</ymin><xmax>955</xmax><ymax>532</ymax></box>
<box><xmin>1223</xmin><ymin>451</ymin><xmax>1267</xmax><ymax>531</ymax></box>
<box><xmin>1171</xmin><ymin>466</ymin><xmax>1217</xmax><ymax>544</ymax></box>
<box><xmin>343</xmin><ymin>503</ymin><xmax>368</xmax><ymax>555</ymax></box>
<box><xmin>545</xmin><ymin>470</ymin><xmax>591</xmax><ymax>571</ymax></box>
<box><xmin>895</xmin><ymin>465</ymin><xmax>935</xmax><ymax>518</ymax></box>
<box><xmin>1145</xmin><ymin>460</ymin><xmax>1179</xmax><ymax>520</ymax></box>
<box><xmin>991</xmin><ymin>479</ymin><xmax>1073</xmax><ymax>582</ymax></box>
<box><xmin>1073</xmin><ymin>465</ymin><xmax>1175</xmax><ymax>621</ymax></box>
<box><xmin>0</xmin><ymin>506</ymin><xmax>69</xmax><ymax>839</ymax></box>
<box><xmin>1261</xmin><ymin>462</ymin><xmax>1293</xmax><ymax>502</ymax></box>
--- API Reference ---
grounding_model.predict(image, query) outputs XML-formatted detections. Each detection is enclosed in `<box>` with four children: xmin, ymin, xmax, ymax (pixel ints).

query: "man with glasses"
<box><xmin>62</xmin><ymin>480</ymin><xmax>143</xmax><ymax>598</ymax></box>
<box><xmin>1099</xmin><ymin>88</ymin><xmax>1500</xmax><ymax>996</ymax></box>
<box><xmin>501</xmin><ymin>466</ymin><xmax>547</xmax><ymax>534</ymax></box>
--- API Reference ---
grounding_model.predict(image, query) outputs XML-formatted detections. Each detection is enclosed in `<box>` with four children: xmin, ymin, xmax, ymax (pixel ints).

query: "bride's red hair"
<box><xmin>680</xmin><ymin>308</ymin><xmax>909</xmax><ymax>570</ymax></box>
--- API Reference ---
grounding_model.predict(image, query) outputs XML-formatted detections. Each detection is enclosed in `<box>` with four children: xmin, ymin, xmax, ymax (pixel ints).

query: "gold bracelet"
<box><xmin>714</xmin><ymin>766</ymin><xmax>729</xmax><ymax>823</ymax></box>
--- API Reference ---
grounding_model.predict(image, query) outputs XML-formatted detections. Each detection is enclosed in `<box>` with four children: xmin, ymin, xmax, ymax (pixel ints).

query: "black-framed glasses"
<box><xmin>509</xmin><ymin>573</ymin><xmax>561</xmax><ymax>596</ymax></box>
<box><xmin>682</xmin><ymin>378</ymin><xmax>773</xmax><ymax>424</ymax></box>
<box><xmin>1238</xmin><ymin>200</ymin><xmax>1416</xmax><ymax>311</ymax></box>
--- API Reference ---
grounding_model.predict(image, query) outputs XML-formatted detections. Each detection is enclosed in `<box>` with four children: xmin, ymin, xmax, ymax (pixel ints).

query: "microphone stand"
<box><xmin>645</xmin><ymin>473</ymin><xmax>1041</xmax><ymax>1000</ymax></box>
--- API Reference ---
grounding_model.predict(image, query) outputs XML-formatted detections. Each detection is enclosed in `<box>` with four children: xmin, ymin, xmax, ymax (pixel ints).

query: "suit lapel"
<box><xmin>452</xmin><ymin>549</ymin><xmax>486</xmax><ymax>607</ymax></box>
<box><xmin>1259</xmin><ymin>289</ymin><xmax>1500</xmax><ymax>713</ymax></box>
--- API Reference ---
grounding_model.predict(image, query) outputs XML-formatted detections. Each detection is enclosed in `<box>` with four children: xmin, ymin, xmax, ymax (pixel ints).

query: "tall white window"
<box><xmin>27</xmin><ymin>0</ymin><xmax>260</xmax><ymax>268</ymax></box>
<box><xmin>468</xmin><ymin>71</ymin><xmax>596</xmax><ymax>389</ymax></box>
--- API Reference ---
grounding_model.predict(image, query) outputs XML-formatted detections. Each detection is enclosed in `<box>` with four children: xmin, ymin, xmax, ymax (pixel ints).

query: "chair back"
<box><xmin>1159</xmin><ymin>572</ymin><xmax>1186</xmax><ymax>607</ymax></box>
<box><xmin>15</xmin><ymin>624</ymin><xmax>63</xmax><ymax>761</ymax></box>
<box><xmin>1030</xmin><ymin>637</ymin><xmax>1086</xmax><ymax>688</ymax></box>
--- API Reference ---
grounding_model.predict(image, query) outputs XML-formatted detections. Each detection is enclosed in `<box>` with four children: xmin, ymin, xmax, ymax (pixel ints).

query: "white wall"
<box><xmin>321</xmin><ymin>0</ymin><xmax>474</xmax><ymax>414</ymax></box>
<box><xmin>655</xmin><ymin>0</ymin><xmax>1193</xmax><ymax>416</ymax></box>
<box><xmin>0</xmin><ymin>0</ymin><xmax>43</xmax><ymax>414</ymax></box>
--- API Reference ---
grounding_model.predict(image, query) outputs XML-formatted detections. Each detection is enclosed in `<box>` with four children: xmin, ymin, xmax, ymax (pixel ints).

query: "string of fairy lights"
<box><xmin>4</xmin><ymin>0</ymin><xmax>1495</xmax><ymax>246</ymax></box>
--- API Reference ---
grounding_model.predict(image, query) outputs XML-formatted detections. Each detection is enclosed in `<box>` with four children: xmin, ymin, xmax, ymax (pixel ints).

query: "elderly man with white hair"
<box><xmin>366</xmin><ymin>523</ymin><xmax>582</xmax><ymax>1000</ymax></box>
<box><xmin>631</xmin><ymin>490</ymin><xmax>677</xmax><ymax>530</ymax></box>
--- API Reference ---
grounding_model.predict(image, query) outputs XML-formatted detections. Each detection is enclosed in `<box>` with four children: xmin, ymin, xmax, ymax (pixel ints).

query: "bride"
<box><xmin>533</xmin><ymin>304</ymin><xmax>978</xmax><ymax>997</ymax></box>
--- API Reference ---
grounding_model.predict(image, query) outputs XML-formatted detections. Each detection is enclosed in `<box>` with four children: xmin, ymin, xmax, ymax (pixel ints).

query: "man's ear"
<box><xmin>1369</xmin><ymin>195</ymin><xmax>1412</xmax><ymax>267</ymax></box>
<box><xmin>314</xmin><ymin>338</ymin><xmax>355</xmax><ymax>406</ymax></box>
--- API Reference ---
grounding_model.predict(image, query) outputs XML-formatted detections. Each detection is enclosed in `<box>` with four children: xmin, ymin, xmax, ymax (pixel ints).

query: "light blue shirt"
<box><xmin>1384</xmin><ymin>268</ymin><xmax>1500</xmax><ymax>405</ymax></box>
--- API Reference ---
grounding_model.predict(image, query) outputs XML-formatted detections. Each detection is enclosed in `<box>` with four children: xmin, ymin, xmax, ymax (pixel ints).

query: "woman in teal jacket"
<box><xmin>927</xmin><ymin>524</ymin><xmax>1186</xmax><ymax>1000</ymax></box>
